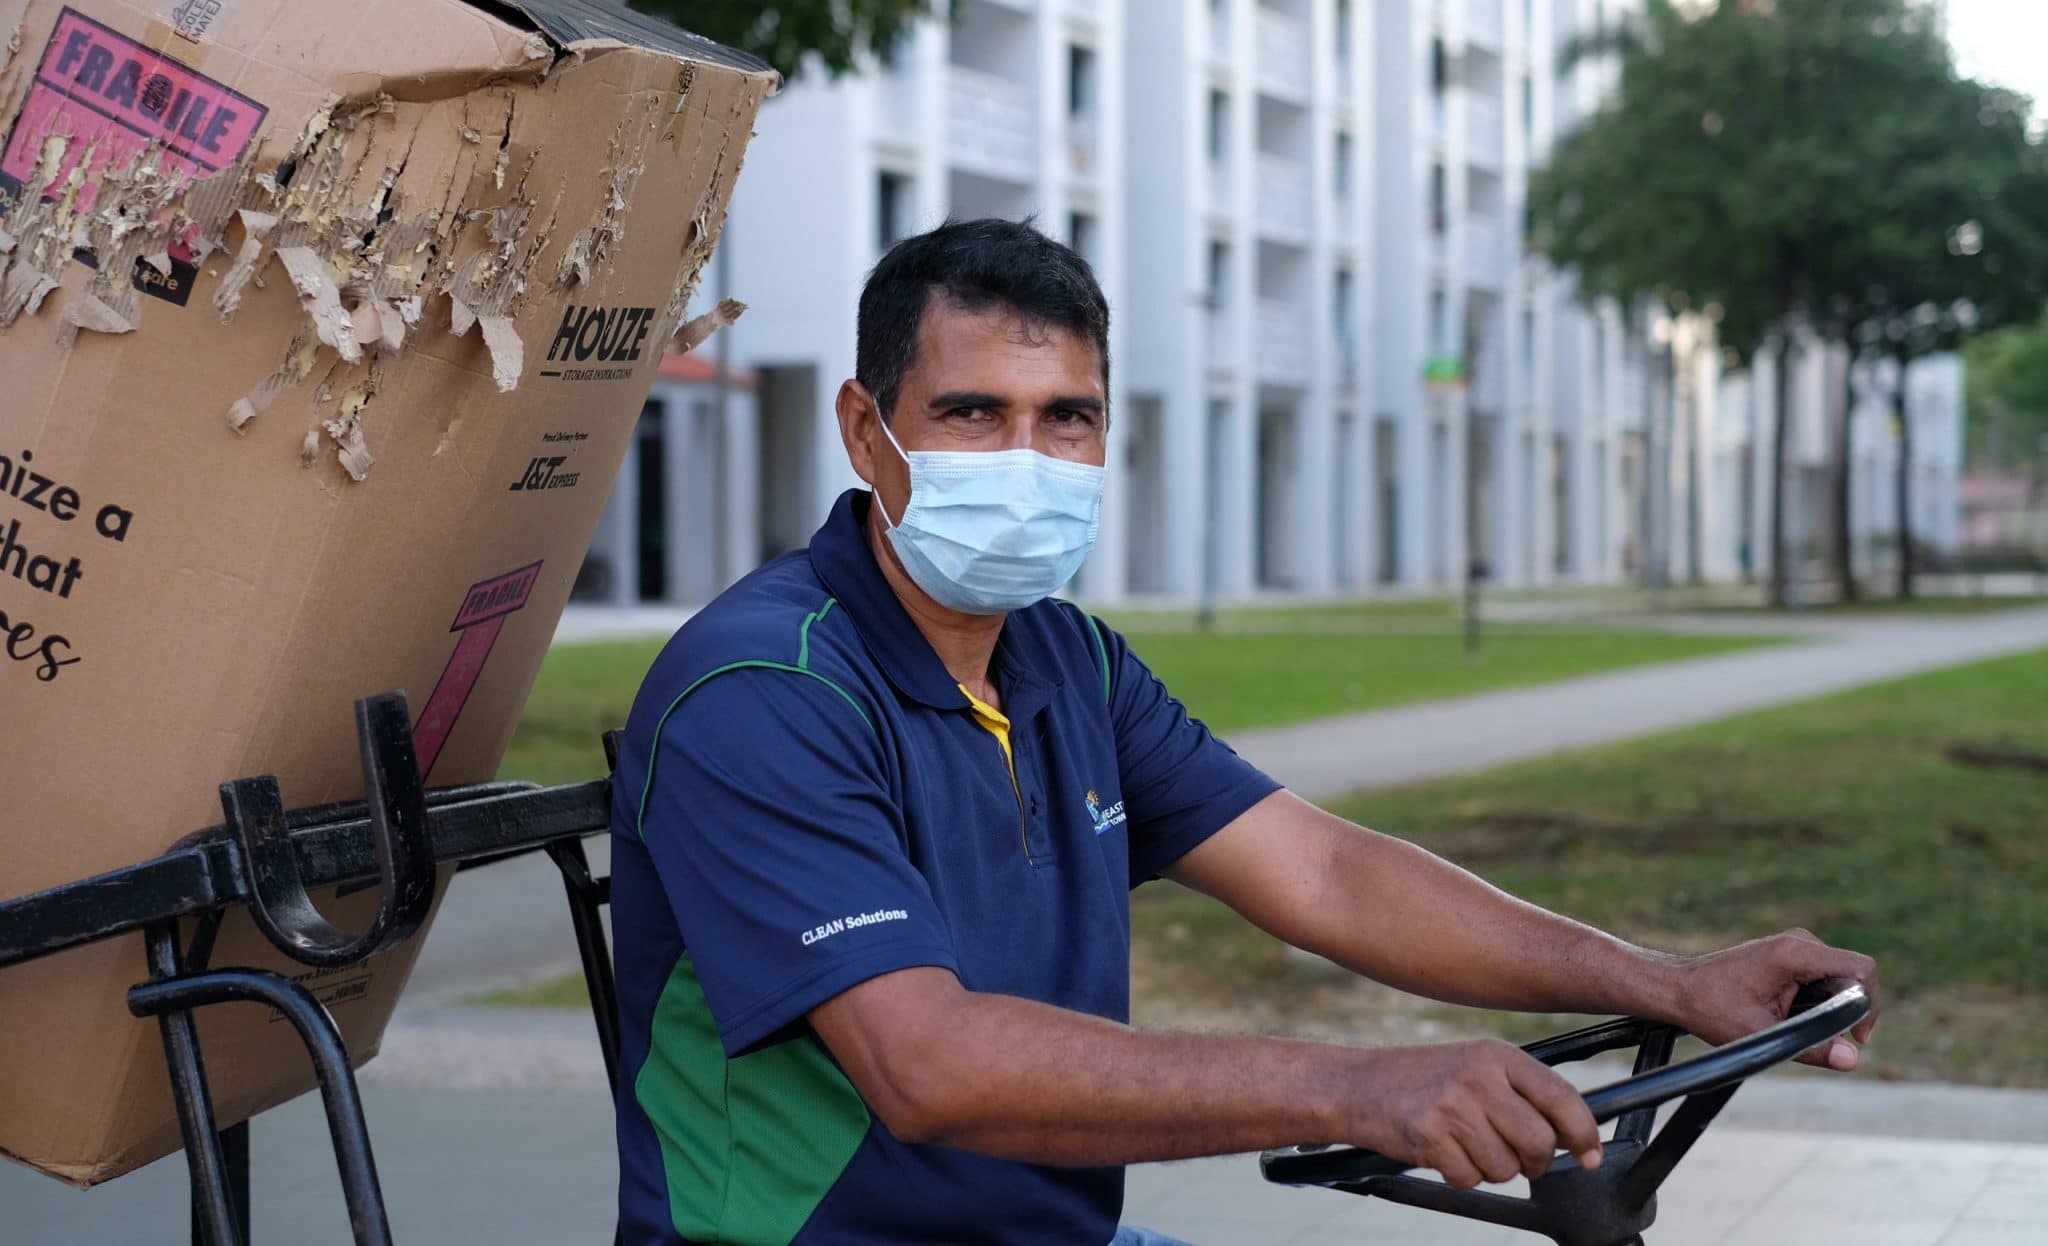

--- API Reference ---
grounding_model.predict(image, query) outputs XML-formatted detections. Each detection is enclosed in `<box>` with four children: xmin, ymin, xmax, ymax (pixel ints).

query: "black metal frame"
<box><xmin>0</xmin><ymin>692</ymin><xmax>623</xmax><ymax>1246</ymax></box>
<box><xmin>1261</xmin><ymin>981</ymin><xmax>1872</xmax><ymax>1246</ymax></box>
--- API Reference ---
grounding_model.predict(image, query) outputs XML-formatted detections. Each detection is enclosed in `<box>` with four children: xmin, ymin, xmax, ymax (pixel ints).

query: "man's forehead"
<box><xmin>909</xmin><ymin>298</ymin><xmax>1102</xmax><ymax>390</ymax></box>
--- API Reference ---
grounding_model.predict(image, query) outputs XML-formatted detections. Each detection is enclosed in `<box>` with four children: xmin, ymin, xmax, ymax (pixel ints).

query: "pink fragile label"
<box><xmin>412</xmin><ymin>562</ymin><xmax>545</xmax><ymax>778</ymax></box>
<box><xmin>0</xmin><ymin>7</ymin><xmax>267</xmax><ymax>216</ymax></box>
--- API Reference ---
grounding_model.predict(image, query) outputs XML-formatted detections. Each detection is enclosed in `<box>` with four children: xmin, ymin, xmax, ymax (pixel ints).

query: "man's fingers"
<box><xmin>1449</xmin><ymin>1113</ymin><xmax>1525</xmax><ymax>1186</ymax></box>
<box><xmin>1485</xmin><ymin>1083</ymin><xmax>1565</xmax><ymax>1179</ymax></box>
<box><xmin>1425</xmin><ymin>1139</ymin><xmax>1485</xmax><ymax>1191</ymax></box>
<box><xmin>1505</xmin><ymin>1057</ymin><xmax>1601</xmax><ymax>1168</ymax></box>
<box><xmin>1790</xmin><ymin>943</ymin><xmax>1881</xmax><ymax>1052</ymax></box>
<box><xmin>1793</xmin><ymin>1038</ymin><xmax>1859</xmax><ymax>1071</ymax></box>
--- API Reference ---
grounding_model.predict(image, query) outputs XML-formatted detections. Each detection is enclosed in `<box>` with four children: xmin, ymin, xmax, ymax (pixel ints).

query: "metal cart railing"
<box><xmin>0</xmin><ymin>691</ymin><xmax>625</xmax><ymax>1246</ymax></box>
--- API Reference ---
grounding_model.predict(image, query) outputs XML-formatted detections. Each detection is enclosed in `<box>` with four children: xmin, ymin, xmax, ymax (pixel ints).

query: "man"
<box><xmin>609</xmin><ymin>219</ymin><xmax>1878</xmax><ymax>1246</ymax></box>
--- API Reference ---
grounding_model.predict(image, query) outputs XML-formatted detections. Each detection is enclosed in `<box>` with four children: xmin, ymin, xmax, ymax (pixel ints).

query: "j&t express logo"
<box><xmin>1086</xmin><ymin>789</ymin><xmax>1126</xmax><ymax>836</ymax></box>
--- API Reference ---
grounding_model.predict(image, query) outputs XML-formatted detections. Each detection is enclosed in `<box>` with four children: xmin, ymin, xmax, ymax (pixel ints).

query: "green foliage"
<box><xmin>628</xmin><ymin>0</ymin><xmax>934</xmax><ymax>83</ymax></box>
<box><xmin>1963</xmin><ymin>315</ymin><xmax>2048</xmax><ymax>469</ymax></box>
<box><xmin>1530</xmin><ymin>0</ymin><xmax>2048</xmax><ymax>363</ymax></box>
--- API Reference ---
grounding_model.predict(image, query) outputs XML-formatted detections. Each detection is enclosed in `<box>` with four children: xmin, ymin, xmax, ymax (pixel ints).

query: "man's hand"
<box><xmin>1668</xmin><ymin>929</ymin><xmax>1880</xmax><ymax>1070</ymax></box>
<box><xmin>1346</xmin><ymin>1040</ymin><xmax>1603</xmax><ymax>1189</ymax></box>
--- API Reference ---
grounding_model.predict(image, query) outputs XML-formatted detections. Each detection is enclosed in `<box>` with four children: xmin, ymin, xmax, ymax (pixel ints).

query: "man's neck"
<box><xmin>863</xmin><ymin>499</ymin><xmax>1006</xmax><ymax>702</ymax></box>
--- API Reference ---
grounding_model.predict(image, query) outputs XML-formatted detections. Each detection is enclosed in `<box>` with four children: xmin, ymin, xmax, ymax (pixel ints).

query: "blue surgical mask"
<box><xmin>875</xmin><ymin>410</ymin><xmax>1107</xmax><ymax>615</ymax></box>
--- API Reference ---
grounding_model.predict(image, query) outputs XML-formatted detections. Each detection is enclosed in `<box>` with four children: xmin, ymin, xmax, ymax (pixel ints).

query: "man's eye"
<box><xmin>946</xmin><ymin>406</ymin><xmax>994</xmax><ymax>422</ymax></box>
<box><xmin>1049</xmin><ymin>407</ymin><xmax>1100</xmax><ymax>427</ymax></box>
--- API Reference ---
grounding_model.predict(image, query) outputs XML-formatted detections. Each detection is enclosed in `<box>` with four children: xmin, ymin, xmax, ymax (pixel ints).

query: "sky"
<box><xmin>1943</xmin><ymin>0</ymin><xmax>2048</xmax><ymax>119</ymax></box>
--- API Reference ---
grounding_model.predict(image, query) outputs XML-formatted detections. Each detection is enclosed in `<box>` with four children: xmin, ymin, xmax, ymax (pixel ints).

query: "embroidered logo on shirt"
<box><xmin>801</xmin><ymin>907</ymin><xmax>910</xmax><ymax>947</ymax></box>
<box><xmin>1085</xmin><ymin>789</ymin><xmax>1127</xmax><ymax>836</ymax></box>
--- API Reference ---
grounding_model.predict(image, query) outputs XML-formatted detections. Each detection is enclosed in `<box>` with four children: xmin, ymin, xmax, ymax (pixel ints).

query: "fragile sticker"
<box><xmin>0</xmin><ymin>7</ymin><xmax>267</xmax><ymax>304</ymax></box>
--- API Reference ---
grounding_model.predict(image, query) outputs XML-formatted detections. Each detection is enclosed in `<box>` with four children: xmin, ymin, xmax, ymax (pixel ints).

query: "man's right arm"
<box><xmin>810</xmin><ymin>966</ymin><xmax>1603</xmax><ymax>1189</ymax></box>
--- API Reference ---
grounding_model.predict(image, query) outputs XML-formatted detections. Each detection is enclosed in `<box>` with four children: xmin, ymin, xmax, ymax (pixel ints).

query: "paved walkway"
<box><xmin>1233</xmin><ymin>604</ymin><xmax>2048</xmax><ymax>800</ymax></box>
<box><xmin>8</xmin><ymin>1065</ymin><xmax>2043</xmax><ymax>1244</ymax></box>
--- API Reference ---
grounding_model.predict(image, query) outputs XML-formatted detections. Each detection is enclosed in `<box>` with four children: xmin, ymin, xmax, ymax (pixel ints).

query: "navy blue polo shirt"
<box><xmin>609</xmin><ymin>489</ymin><xmax>1280</xmax><ymax>1246</ymax></box>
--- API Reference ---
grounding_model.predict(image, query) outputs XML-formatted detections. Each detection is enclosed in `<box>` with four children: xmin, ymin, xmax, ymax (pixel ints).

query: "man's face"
<box><xmin>839</xmin><ymin>296</ymin><xmax>1108</xmax><ymax>526</ymax></box>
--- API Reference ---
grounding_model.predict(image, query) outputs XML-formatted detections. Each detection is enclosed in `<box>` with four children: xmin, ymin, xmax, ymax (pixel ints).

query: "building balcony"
<box><xmin>1205</xmin><ymin>307</ymin><xmax>1239</xmax><ymax>376</ymax></box>
<box><xmin>1255</xmin><ymin>8</ymin><xmax>1310</xmax><ymax>101</ymax></box>
<box><xmin>1464</xmin><ymin>92</ymin><xmax>1503</xmax><ymax>169</ymax></box>
<box><xmin>876</xmin><ymin>64</ymin><xmax>922</xmax><ymax>146</ymax></box>
<box><xmin>947</xmin><ymin>66</ymin><xmax>1037</xmax><ymax>184</ymax></box>
<box><xmin>1334</xmin><ymin>332</ymin><xmax>1361</xmax><ymax>390</ymax></box>
<box><xmin>1256</xmin><ymin>299</ymin><xmax>1313</xmax><ymax>385</ymax></box>
<box><xmin>1470</xmin><ymin>355</ymin><xmax>1504</xmax><ymax>412</ymax></box>
<box><xmin>1255</xmin><ymin>153</ymin><xmax>1311</xmax><ymax>240</ymax></box>
<box><xmin>1067</xmin><ymin>116</ymin><xmax>1101</xmax><ymax>180</ymax></box>
<box><xmin>1466</xmin><ymin>0</ymin><xmax>1504</xmax><ymax>50</ymax></box>
<box><xmin>1465</xmin><ymin>217</ymin><xmax>1510</xmax><ymax>287</ymax></box>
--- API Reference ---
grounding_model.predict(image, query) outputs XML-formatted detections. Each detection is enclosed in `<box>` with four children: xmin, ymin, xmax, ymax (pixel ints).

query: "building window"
<box><xmin>1335</xmin><ymin>266</ymin><xmax>1356</xmax><ymax>381</ymax></box>
<box><xmin>877</xmin><ymin>171</ymin><xmax>911</xmax><ymax>253</ymax></box>
<box><xmin>1207</xmin><ymin>239</ymin><xmax>1230</xmax><ymax>310</ymax></box>
<box><xmin>1522</xmin><ymin>74</ymin><xmax>1534</xmax><ymax>143</ymax></box>
<box><xmin>1334</xmin><ymin>131</ymin><xmax>1353</xmax><ymax>203</ymax></box>
<box><xmin>1069</xmin><ymin>211</ymin><xmax>1096</xmax><ymax>263</ymax></box>
<box><xmin>1591</xmin><ymin>318</ymin><xmax>1607</xmax><ymax>403</ymax></box>
<box><xmin>1068</xmin><ymin>43</ymin><xmax>1096</xmax><ymax>120</ymax></box>
<box><xmin>1520</xmin><ymin>305</ymin><xmax>1536</xmax><ymax>387</ymax></box>
<box><xmin>1208</xmin><ymin>89</ymin><xmax>1229</xmax><ymax>162</ymax></box>
<box><xmin>1429</xmin><ymin>287</ymin><xmax>1449</xmax><ymax>356</ymax></box>
<box><xmin>1429</xmin><ymin>162</ymin><xmax>1447</xmax><ymax>234</ymax></box>
<box><xmin>1431</xmin><ymin>38</ymin><xmax>1449</xmax><ymax>94</ymax></box>
<box><xmin>1336</xmin><ymin>0</ymin><xmax>1353</xmax><ymax>70</ymax></box>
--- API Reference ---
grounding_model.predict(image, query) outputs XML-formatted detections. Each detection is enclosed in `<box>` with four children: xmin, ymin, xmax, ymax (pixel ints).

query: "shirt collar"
<box><xmin>808</xmin><ymin>490</ymin><xmax>1066</xmax><ymax>719</ymax></box>
<box><xmin>808</xmin><ymin>490</ymin><xmax>970</xmax><ymax>710</ymax></box>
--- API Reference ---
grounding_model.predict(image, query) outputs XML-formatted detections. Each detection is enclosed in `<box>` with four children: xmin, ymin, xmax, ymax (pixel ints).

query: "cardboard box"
<box><xmin>0</xmin><ymin>0</ymin><xmax>773</xmax><ymax>1184</ymax></box>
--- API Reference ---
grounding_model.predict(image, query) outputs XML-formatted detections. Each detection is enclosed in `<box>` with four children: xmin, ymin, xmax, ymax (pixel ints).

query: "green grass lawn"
<box><xmin>499</xmin><ymin>618</ymin><xmax>1787</xmax><ymax>784</ymax></box>
<box><xmin>1133</xmin><ymin>647</ymin><xmax>2048</xmax><ymax>1086</ymax></box>
<box><xmin>1105</xmin><ymin>624</ymin><xmax>1780</xmax><ymax>733</ymax></box>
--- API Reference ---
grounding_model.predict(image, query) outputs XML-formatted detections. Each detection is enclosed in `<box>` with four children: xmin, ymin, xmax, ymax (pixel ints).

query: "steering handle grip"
<box><xmin>1263</xmin><ymin>980</ymin><xmax>1870</xmax><ymax>1187</ymax></box>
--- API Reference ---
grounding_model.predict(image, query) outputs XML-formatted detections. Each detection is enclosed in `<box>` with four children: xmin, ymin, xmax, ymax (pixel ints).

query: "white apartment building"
<box><xmin>579</xmin><ymin>0</ymin><xmax>1963</xmax><ymax>608</ymax></box>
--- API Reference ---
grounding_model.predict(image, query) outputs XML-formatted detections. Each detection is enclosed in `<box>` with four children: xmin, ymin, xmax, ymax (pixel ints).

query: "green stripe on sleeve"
<box><xmin>633</xmin><ymin>659</ymin><xmax>873</xmax><ymax>840</ymax></box>
<box><xmin>636</xmin><ymin>954</ymin><xmax>871</xmax><ymax>1244</ymax></box>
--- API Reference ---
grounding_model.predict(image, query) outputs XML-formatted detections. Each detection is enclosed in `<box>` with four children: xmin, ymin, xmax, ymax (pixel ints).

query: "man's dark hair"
<box><xmin>857</xmin><ymin>217</ymin><xmax>1110</xmax><ymax>421</ymax></box>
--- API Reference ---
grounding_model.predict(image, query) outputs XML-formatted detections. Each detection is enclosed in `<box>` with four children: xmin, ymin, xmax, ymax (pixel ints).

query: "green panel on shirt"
<box><xmin>636</xmin><ymin>953</ymin><xmax>871</xmax><ymax>1243</ymax></box>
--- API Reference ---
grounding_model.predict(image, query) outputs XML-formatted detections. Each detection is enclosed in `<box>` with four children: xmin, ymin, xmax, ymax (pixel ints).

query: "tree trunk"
<box><xmin>1684</xmin><ymin>333</ymin><xmax>1703</xmax><ymax>585</ymax></box>
<box><xmin>1630</xmin><ymin>325</ymin><xmax>1655</xmax><ymax>589</ymax></box>
<box><xmin>1831</xmin><ymin>346</ymin><xmax>1859</xmax><ymax>602</ymax></box>
<box><xmin>1894</xmin><ymin>349</ymin><xmax>1915</xmax><ymax>600</ymax></box>
<box><xmin>1770</xmin><ymin>332</ymin><xmax>1794</xmax><ymax>608</ymax></box>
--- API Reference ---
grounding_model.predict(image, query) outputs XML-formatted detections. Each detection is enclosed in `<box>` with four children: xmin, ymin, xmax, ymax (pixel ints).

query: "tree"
<box><xmin>1832</xmin><ymin>72</ymin><xmax>2048</xmax><ymax>597</ymax></box>
<box><xmin>1530</xmin><ymin>0</ymin><xmax>2000</xmax><ymax>607</ymax></box>
<box><xmin>1965</xmin><ymin>315</ymin><xmax>2048</xmax><ymax>473</ymax></box>
<box><xmin>629</xmin><ymin>0</ymin><xmax>934</xmax><ymax>83</ymax></box>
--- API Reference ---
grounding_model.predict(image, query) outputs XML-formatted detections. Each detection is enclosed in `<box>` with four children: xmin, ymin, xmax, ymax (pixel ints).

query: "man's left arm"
<box><xmin>1166</xmin><ymin>790</ymin><xmax>1881</xmax><ymax>1070</ymax></box>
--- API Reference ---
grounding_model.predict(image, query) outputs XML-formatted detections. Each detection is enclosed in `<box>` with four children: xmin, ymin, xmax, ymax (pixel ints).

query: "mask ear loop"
<box><xmin>873</xmin><ymin>397</ymin><xmax>915</xmax><ymax>531</ymax></box>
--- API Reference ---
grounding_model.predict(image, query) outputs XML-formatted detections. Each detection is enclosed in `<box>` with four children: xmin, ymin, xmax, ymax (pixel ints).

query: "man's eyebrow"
<box><xmin>1048</xmin><ymin>395</ymin><xmax>1106</xmax><ymax>414</ymax></box>
<box><xmin>926</xmin><ymin>391</ymin><xmax>1009</xmax><ymax>411</ymax></box>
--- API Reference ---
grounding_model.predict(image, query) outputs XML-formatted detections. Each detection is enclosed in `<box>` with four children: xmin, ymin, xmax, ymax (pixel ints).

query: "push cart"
<box><xmin>0</xmin><ymin>691</ymin><xmax>1869</xmax><ymax>1246</ymax></box>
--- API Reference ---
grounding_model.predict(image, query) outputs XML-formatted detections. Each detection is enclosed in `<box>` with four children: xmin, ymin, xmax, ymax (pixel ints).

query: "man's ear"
<box><xmin>835</xmin><ymin>379</ymin><xmax>881</xmax><ymax>486</ymax></box>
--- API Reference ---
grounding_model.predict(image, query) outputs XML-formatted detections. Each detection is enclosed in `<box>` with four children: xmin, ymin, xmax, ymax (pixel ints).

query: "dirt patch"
<box><xmin>1419</xmin><ymin>808</ymin><xmax>1830</xmax><ymax>865</ymax></box>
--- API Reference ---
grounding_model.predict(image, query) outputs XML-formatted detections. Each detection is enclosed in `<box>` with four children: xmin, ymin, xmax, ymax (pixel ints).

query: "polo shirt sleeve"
<box><xmin>1097</xmin><ymin>620</ymin><xmax>1282</xmax><ymax>886</ymax></box>
<box><xmin>634</xmin><ymin>666</ymin><xmax>959</xmax><ymax>1056</ymax></box>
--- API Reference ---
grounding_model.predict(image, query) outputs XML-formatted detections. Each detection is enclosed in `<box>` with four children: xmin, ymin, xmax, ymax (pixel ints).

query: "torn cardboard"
<box><xmin>0</xmin><ymin>0</ymin><xmax>773</xmax><ymax>1185</ymax></box>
